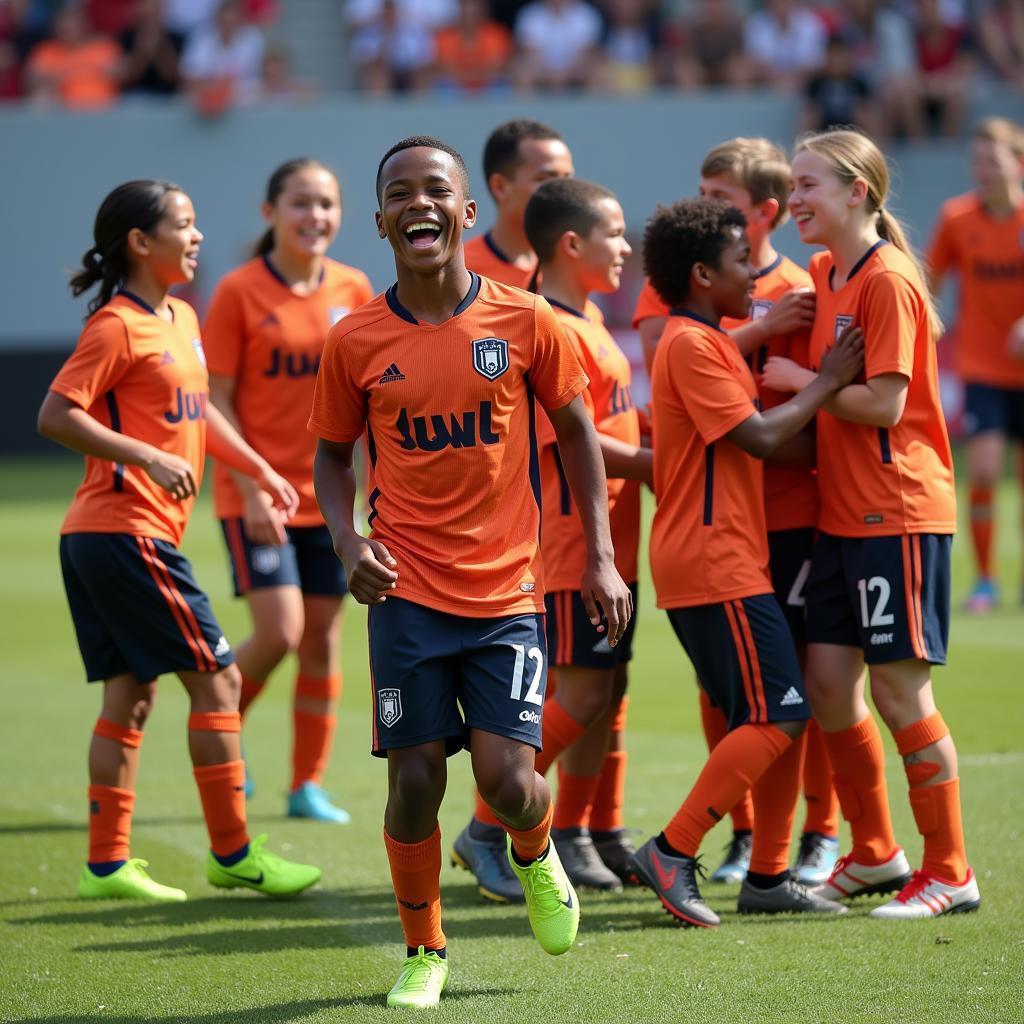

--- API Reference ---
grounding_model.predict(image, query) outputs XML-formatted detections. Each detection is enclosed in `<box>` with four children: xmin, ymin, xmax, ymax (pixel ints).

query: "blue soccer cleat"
<box><xmin>287</xmin><ymin>782</ymin><xmax>351</xmax><ymax>824</ymax></box>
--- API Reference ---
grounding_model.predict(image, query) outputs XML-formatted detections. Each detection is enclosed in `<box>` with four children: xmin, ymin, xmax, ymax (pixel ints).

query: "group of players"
<box><xmin>40</xmin><ymin>112</ymin><xmax>1024</xmax><ymax>1008</ymax></box>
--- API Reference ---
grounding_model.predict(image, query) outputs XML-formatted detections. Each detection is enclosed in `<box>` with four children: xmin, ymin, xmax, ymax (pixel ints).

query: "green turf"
<box><xmin>1</xmin><ymin>456</ymin><xmax>1021</xmax><ymax>1023</ymax></box>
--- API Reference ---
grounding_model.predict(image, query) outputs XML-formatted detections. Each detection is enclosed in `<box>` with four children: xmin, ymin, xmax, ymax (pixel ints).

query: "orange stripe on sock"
<box><xmin>893</xmin><ymin>712</ymin><xmax>949</xmax><ymax>756</ymax></box>
<box><xmin>188</xmin><ymin>711</ymin><xmax>241</xmax><ymax>732</ymax></box>
<box><xmin>137</xmin><ymin>536</ymin><xmax>204</xmax><ymax>671</ymax></box>
<box><xmin>93</xmin><ymin>718</ymin><xmax>143</xmax><ymax>748</ymax></box>
<box><xmin>733</xmin><ymin>601</ymin><xmax>768</xmax><ymax>723</ymax></box>
<box><xmin>723</xmin><ymin>602</ymin><xmax>757</xmax><ymax>721</ymax></box>
<box><xmin>226</xmin><ymin>519</ymin><xmax>251</xmax><ymax>593</ymax></box>
<box><xmin>295</xmin><ymin>673</ymin><xmax>343</xmax><ymax>701</ymax></box>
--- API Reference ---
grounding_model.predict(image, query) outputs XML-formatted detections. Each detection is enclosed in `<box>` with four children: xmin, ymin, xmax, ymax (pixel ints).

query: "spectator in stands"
<box><xmin>86</xmin><ymin>0</ymin><xmax>137</xmax><ymax>35</ymax></box>
<box><xmin>513</xmin><ymin>0</ymin><xmax>602</xmax><ymax>91</ymax></box>
<box><xmin>666</xmin><ymin>0</ymin><xmax>749</xmax><ymax>89</ymax></box>
<box><xmin>180</xmin><ymin>0</ymin><xmax>263</xmax><ymax>108</ymax></box>
<box><xmin>120</xmin><ymin>0</ymin><xmax>181</xmax><ymax>96</ymax></box>
<box><xmin>593</xmin><ymin>0</ymin><xmax>660</xmax><ymax>93</ymax></box>
<box><xmin>162</xmin><ymin>0</ymin><xmax>217</xmax><ymax>37</ymax></box>
<box><xmin>258</xmin><ymin>41</ymin><xmax>314</xmax><ymax>101</ymax></box>
<box><xmin>24</xmin><ymin>2</ymin><xmax>121</xmax><ymax>108</ymax></box>
<box><xmin>743</xmin><ymin>0</ymin><xmax>827</xmax><ymax>90</ymax></box>
<box><xmin>346</xmin><ymin>0</ymin><xmax>456</xmax><ymax>34</ymax></box>
<box><xmin>0</xmin><ymin>0</ymin><xmax>30</xmax><ymax>100</ymax></box>
<box><xmin>350</xmin><ymin>0</ymin><xmax>435</xmax><ymax>93</ymax></box>
<box><xmin>801</xmin><ymin>34</ymin><xmax>876</xmax><ymax>135</ymax></box>
<box><xmin>433</xmin><ymin>0</ymin><xmax>512</xmax><ymax>94</ymax></box>
<box><xmin>977</xmin><ymin>0</ymin><xmax>1024</xmax><ymax>87</ymax></box>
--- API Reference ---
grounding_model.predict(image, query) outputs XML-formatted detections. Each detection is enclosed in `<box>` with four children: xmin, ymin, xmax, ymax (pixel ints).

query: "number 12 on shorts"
<box><xmin>857</xmin><ymin>575</ymin><xmax>894</xmax><ymax>628</ymax></box>
<box><xmin>510</xmin><ymin>643</ymin><xmax>544</xmax><ymax>705</ymax></box>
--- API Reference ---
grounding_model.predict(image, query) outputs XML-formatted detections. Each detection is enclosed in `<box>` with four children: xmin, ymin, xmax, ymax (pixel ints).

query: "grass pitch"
<box><xmin>0</xmin><ymin>456</ymin><xmax>1021</xmax><ymax>1023</ymax></box>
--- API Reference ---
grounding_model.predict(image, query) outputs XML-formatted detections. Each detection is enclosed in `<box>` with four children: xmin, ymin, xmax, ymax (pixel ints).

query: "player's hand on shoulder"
<box><xmin>242</xmin><ymin>487</ymin><xmax>288</xmax><ymax>546</ymax></box>
<box><xmin>1007</xmin><ymin>316</ymin><xmax>1024</xmax><ymax>361</ymax></box>
<box><xmin>762</xmin><ymin>356</ymin><xmax>817</xmax><ymax>394</ymax></box>
<box><xmin>819</xmin><ymin>324</ymin><xmax>864</xmax><ymax>390</ymax></box>
<box><xmin>143</xmin><ymin>449</ymin><xmax>197</xmax><ymax>502</ymax></box>
<box><xmin>337</xmin><ymin>535</ymin><xmax>398</xmax><ymax>605</ymax></box>
<box><xmin>255</xmin><ymin>466</ymin><xmax>300</xmax><ymax>522</ymax></box>
<box><xmin>580</xmin><ymin>561</ymin><xmax>632</xmax><ymax>649</ymax></box>
<box><xmin>763</xmin><ymin>288</ymin><xmax>815</xmax><ymax>335</ymax></box>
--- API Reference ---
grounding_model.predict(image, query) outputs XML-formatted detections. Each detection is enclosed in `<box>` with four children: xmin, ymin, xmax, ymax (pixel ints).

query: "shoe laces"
<box><xmin>121</xmin><ymin>858</ymin><xmax>151</xmax><ymax>877</ymax></box>
<box><xmin>896</xmin><ymin>870</ymin><xmax>931</xmax><ymax>904</ymax></box>
<box><xmin>243</xmin><ymin>833</ymin><xmax>280</xmax><ymax>868</ymax></box>
<box><xmin>521</xmin><ymin>849</ymin><xmax>567</xmax><ymax>916</ymax></box>
<box><xmin>826</xmin><ymin>853</ymin><xmax>853</xmax><ymax>883</ymax></box>
<box><xmin>398</xmin><ymin>947</ymin><xmax>445</xmax><ymax>992</ymax></box>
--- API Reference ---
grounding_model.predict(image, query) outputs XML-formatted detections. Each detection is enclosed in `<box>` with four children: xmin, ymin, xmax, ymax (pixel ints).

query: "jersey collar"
<box><xmin>262</xmin><ymin>254</ymin><xmax>325</xmax><ymax>290</ymax></box>
<box><xmin>483</xmin><ymin>230</ymin><xmax>512</xmax><ymax>264</ymax></box>
<box><xmin>118</xmin><ymin>289</ymin><xmax>164</xmax><ymax>318</ymax></box>
<box><xmin>829</xmin><ymin>239</ymin><xmax>887</xmax><ymax>289</ymax></box>
<box><xmin>385</xmin><ymin>272</ymin><xmax>482</xmax><ymax>326</ymax></box>
<box><xmin>547</xmin><ymin>298</ymin><xmax>589</xmax><ymax>321</ymax></box>
<box><xmin>669</xmin><ymin>307</ymin><xmax>721</xmax><ymax>331</ymax></box>
<box><xmin>752</xmin><ymin>253</ymin><xmax>783</xmax><ymax>280</ymax></box>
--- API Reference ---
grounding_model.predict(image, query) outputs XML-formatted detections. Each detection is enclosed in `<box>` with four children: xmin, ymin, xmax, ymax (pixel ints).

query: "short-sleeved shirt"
<box><xmin>634</xmin><ymin>257</ymin><xmax>819</xmax><ymax>532</ymax></box>
<box><xmin>650</xmin><ymin>311</ymin><xmax>771</xmax><ymax>609</ymax></box>
<box><xmin>809</xmin><ymin>242</ymin><xmax>956</xmax><ymax>538</ymax></box>
<box><xmin>434</xmin><ymin>21</ymin><xmax>512</xmax><ymax>90</ymax></box>
<box><xmin>308</xmin><ymin>273</ymin><xmax>588</xmax><ymax>617</ymax></box>
<box><xmin>27</xmin><ymin>37</ymin><xmax>121</xmax><ymax>108</ymax></box>
<box><xmin>51</xmin><ymin>293</ymin><xmax>209</xmax><ymax>547</ymax></box>
<box><xmin>927</xmin><ymin>192</ymin><xmax>1024</xmax><ymax>388</ymax></box>
<box><xmin>203</xmin><ymin>255</ymin><xmax>374</xmax><ymax>526</ymax></box>
<box><xmin>538</xmin><ymin>300</ymin><xmax>641</xmax><ymax>589</ymax></box>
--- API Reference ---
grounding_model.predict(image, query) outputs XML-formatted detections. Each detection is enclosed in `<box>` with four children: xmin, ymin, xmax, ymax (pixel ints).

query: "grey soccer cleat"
<box><xmin>551</xmin><ymin>828</ymin><xmax>623</xmax><ymax>891</ymax></box>
<box><xmin>738</xmin><ymin>875</ymin><xmax>849</xmax><ymax>915</ymax></box>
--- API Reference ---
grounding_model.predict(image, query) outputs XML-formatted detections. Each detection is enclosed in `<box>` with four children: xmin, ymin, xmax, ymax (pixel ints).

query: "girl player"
<box><xmin>770</xmin><ymin>128</ymin><xmax>979</xmax><ymax>917</ymax></box>
<box><xmin>39</xmin><ymin>180</ymin><xmax>321</xmax><ymax>900</ymax></box>
<box><xmin>205</xmin><ymin>159</ymin><xmax>373</xmax><ymax>822</ymax></box>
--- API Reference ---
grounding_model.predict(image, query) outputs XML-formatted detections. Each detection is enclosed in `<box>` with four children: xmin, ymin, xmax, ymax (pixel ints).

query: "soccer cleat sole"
<box><xmin>835</xmin><ymin>872</ymin><xmax>914</xmax><ymax>899</ymax></box>
<box><xmin>450</xmin><ymin>849</ymin><xmax>514</xmax><ymax>904</ymax></box>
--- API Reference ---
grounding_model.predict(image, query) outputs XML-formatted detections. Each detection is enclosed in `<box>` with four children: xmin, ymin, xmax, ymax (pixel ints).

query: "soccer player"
<box><xmin>631</xmin><ymin>138</ymin><xmax>840</xmax><ymax>886</ymax></box>
<box><xmin>309</xmin><ymin>137</ymin><xmax>632</xmax><ymax>1007</ymax></box>
<box><xmin>770</xmin><ymin>128</ymin><xmax>979</xmax><ymax>918</ymax></box>
<box><xmin>38</xmin><ymin>179</ymin><xmax>321</xmax><ymax>902</ymax></box>
<box><xmin>927</xmin><ymin>117</ymin><xmax>1024</xmax><ymax>612</ymax></box>
<box><xmin>631</xmin><ymin>198</ymin><xmax>861</xmax><ymax>926</ymax></box>
<box><xmin>204</xmin><ymin>158</ymin><xmax>374</xmax><ymax>822</ymax></box>
<box><xmin>523</xmin><ymin>177</ymin><xmax>651</xmax><ymax>890</ymax></box>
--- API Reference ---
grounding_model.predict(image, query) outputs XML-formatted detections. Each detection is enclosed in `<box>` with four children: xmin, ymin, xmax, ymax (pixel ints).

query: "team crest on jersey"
<box><xmin>834</xmin><ymin>315</ymin><xmax>854</xmax><ymax>341</ymax></box>
<box><xmin>251</xmin><ymin>545</ymin><xmax>281</xmax><ymax>576</ymax></box>
<box><xmin>328</xmin><ymin>306</ymin><xmax>350</xmax><ymax>327</ymax></box>
<box><xmin>378</xmin><ymin>688</ymin><xmax>402</xmax><ymax>727</ymax></box>
<box><xmin>751</xmin><ymin>298</ymin><xmax>774</xmax><ymax>321</ymax></box>
<box><xmin>192</xmin><ymin>338</ymin><xmax>207</xmax><ymax>367</ymax></box>
<box><xmin>472</xmin><ymin>337</ymin><xmax>510</xmax><ymax>381</ymax></box>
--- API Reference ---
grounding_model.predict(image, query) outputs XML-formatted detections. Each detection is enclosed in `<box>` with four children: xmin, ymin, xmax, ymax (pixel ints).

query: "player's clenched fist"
<box><xmin>144</xmin><ymin>450</ymin><xmax>197</xmax><ymax>502</ymax></box>
<box><xmin>337</xmin><ymin>535</ymin><xmax>399</xmax><ymax>605</ymax></box>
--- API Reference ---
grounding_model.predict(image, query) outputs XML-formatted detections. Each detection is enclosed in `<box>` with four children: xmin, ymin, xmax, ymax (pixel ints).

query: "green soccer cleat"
<box><xmin>78</xmin><ymin>859</ymin><xmax>187</xmax><ymax>902</ymax></box>
<box><xmin>205</xmin><ymin>834</ymin><xmax>321</xmax><ymax>896</ymax></box>
<box><xmin>386</xmin><ymin>946</ymin><xmax>450</xmax><ymax>1008</ymax></box>
<box><xmin>507</xmin><ymin>835</ymin><xmax>580</xmax><ymax>956</ymax></box>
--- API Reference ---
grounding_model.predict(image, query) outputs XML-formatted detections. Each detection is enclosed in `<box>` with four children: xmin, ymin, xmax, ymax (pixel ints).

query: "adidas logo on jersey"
<box><xmin>780</xmin><ymin>686</ymin><xmax>804</xmax><ymax>707</ymax></box>
<box><xmin>379</xmin><ymin>362</ymin><xmax>406</xmax><ymax>384</ymax></box>
<box><xmin>259</xmin><ymin>313</ymin><xmax>281</xmax><ymax>329</ymax></box>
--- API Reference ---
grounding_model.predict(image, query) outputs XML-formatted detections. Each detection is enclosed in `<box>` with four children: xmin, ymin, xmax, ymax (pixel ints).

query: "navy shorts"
<box><xmin>962</xmin><ymin>383</ymin><xmax>1024</xmax><ymax>442</ymax></box>
<box><xmin>545</xmin><ymin>581</ymin><xmax>638</xmax><ymax>669</ymax></box>
<box><xmin>60</xmin><ymin>533</ymin><xmax>234</xmax><ymax>683</ymax></box>
<box><xmin>367</xmin><ymin>598</ymin><xmax>548</xmax><ymax>757</ymax></box>
<box><xmin>666</xmin><ymin>594</ymin><xmax>811</xmax><ymax>730</ymax></box>
<box><xmin>768</xmin><ymin>527</ymin><xmax>814</xmax><ymax>647</ymax></box>
<box><xmin>805</xmin><ymin>532</ymin><xmax>951</xmax><ymax>665</ymax></box>
<box><xmin>220</xmin><ymin>519</ymin><xmax>348</xmax><ymax>598</ymax></box>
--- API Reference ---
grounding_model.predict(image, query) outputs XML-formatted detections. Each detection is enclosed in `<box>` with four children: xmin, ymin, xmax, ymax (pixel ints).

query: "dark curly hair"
<box><xmin>524</xmin><ymin>178</ymin><xmax>616</xmax><ymax>265</ymax></box>
<box><xmin>376</xmin><ymin>135</ymin><xmax>470</xmax><ymax>205</ymax></box>
<box><xmin>642</xmin><ymin>199</ymin><xmax>747</xmax><ymax>309</ymax></box>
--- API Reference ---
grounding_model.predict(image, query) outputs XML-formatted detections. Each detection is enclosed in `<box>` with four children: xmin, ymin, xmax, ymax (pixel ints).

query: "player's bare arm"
<box><xmin>38</xmin><ymin>390</ymin><xmax>198</xmax><ymax>502</ymax></box>
<box><xmin>313</xmin><ymin>437</ymin><xmax>398</xmax><ymax>605</ymax></box>
<box><xmin>599</xmin><ymin>434</ymin><xmax>654</xmax><ymax>486</ymax></box>
<box><xmin>728</xmin><ymin>287</ymin><xmax>815</xmax><ymax>356</ymax></box>
<box><xmin>546</xmin><ymin>394</ymin><xmax>632</xmax><ymax>646</ymax></box>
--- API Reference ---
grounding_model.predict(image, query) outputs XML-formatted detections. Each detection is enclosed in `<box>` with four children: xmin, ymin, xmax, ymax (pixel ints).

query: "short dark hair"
<box><xmin>643</xmin><ymin>199</ymin><xmax>747</xmax><ymax>308</ymax></box>
<box><xmin>482</xmin><ymin>119</ymin><xmax>564</xmax><ymax>195</ymax></box>
<box><xmin>524</xmin><ymin>178</ymin><xmax>617</xmax><ymax>264</ymax></box>
<box><xmin>376</xmin><ymin>136</ymin><xmax>470</xmax><ymax>204</ymax></box>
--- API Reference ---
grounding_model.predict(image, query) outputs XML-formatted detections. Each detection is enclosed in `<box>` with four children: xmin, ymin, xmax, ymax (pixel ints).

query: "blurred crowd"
<box><xmin>2</xmin><ymin>0</ymin><xmax>1022</xmax><ymax>138</ymax></box>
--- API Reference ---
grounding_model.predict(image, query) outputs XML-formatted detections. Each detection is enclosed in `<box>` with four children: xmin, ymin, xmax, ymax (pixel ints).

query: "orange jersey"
<box><xmin>809</xmin><ymin>242</ymin><xmax>956</xmax><ymax>537</ymax></box>
<box><xmin>634</xmin><ymin>258</ymin><xmax>819</xmax><ymax>532</ymax></box>
<box><xmin>50</xmin><ymin>293</ymin><xmax>209</xmax><ymax>547</ymax></box>
<box><xmin>927</xmin><ymin>192</ymin><xmax>1024</xmax><ymax>388</ymax></box>
<box><xmin>650</xmin><ymin>312</ymin><xmax>771</xmax><ymax>609</ymax></box>
<box><xmin>308</xmin><ymin>274</ymin><xmax>588</xmax><ymax>617</ymax></box>
<box><xmin>203</xmin><ymin>256</ymin><xmax>373</xmax><ymax>526</ymax></box>
<box><xmin>538</xmin><ymin>301</ymin><xmax>642</xmax><ymax>589</ymax></box>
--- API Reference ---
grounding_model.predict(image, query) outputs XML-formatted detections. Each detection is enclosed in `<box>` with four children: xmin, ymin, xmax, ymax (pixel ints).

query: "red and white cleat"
<box><xmin>870</xmin><ymin>869</ymin><xmax>981</xmax><ymax>919</ymax></box>
<box><xmin>815</xmin><ymin>848</ymin><xmax>912</xmax><ymax>901</ymax></box>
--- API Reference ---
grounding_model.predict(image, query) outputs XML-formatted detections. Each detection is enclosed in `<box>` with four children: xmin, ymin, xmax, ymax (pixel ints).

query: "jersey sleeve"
<box><xmin>672</xmin><ymin>332</ymin><xmax>757</xmax><ymax>445</ymax></box>
<box><xmin>926</xmin><ymin>208</ymin><xmax>956</xmax><ymax>278</ymax></box>
<box><xmin>632</xmin><ymin>279</ymin><xmax>670</xmax><ymax>328</ymax></box>
<box><xmin>308</xmin><ymin>327</ymin><xmax>367</xmax><ymax>442</ymax></box>
<box><xmin>529</xmin><ymin>298</ymin><xmax>589</xmax><ymax>412</ymax></box>
<box><xmin>202</xmin><ymin>278</ymin><xmax>245</xmax><ymax>378</ymax></box>
<box><xmin>861</xmin><ymin>272</ymin><xmax>919</xmax><ymax>380</ymax></box>
<box><xmin>49</xmin><ymin>313</ymin><xmax>132</xmax><ymax>410</ymax></box>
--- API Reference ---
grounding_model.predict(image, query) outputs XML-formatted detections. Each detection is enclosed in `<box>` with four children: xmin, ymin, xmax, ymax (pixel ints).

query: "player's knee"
<box><xmin>130</xmin><ymin>690</ymin><xmax>156</xmax><ymax>730</ymax></box>
<box><xmin>206</xmin><ymin>664</ymin><xmax>242</xmax><ymax>711</ymax></box>
<box><xmin>477</xmin><ymin>765</ymin><xmax>533</xmax><ymax>821</ymax></box>
<box><xmin>390</xmin><ymin>752</ymin><xmax>446</xmax><ymax>812</ymax></box>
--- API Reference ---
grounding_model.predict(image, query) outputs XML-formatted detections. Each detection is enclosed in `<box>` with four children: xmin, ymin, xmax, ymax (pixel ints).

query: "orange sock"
<box><xmin>473</xmin><ymin>792</ymin><xmax>504</xmax><ymax>828</ymax></box>
<box><xmin>87</xmin><ymin>784</ymin><xmax>134</xmax><ymax>863</ymax></box>
<box><xmin>505</xmin><ymin>802</ymin><xmax>553</xmax><ymax>862</ymax></box>
<box><xmin>802</xmin><ymin>719</ymin><xmax>839</xmax><ymax>836</ymax></box>
<box><xmin>894</xmin><ymin>713</ymin><xmax>969</xmax><ymax>883</ymax></box>
<box><xmin>238</xmin><ymin>674</ymin><xmax>264</xmax><ymax>718</ymax></box>
<box><xmin>193</xmin><ymin>760</ymin><xmax>249</xmax><ymax>857</ymax></box>
<box><xmin>535</xmin><ymin>699</ymin><xmax>586</xmax><ymax>776</ymax></box>
<box><xmin>384</xmin><ymin>824</ymin><xmax>445</xmax><ymax>951</ymax></box>
<box><xmin>589</xmin><ymin>751</ymin><xmax>627</xmax><ymax>832</ymax></box>
<box><xmin>698</xmin><ymin>689</ymin><xmax>754</xmax><ymax>832</ymax></box>
<box><xmin>665</xmin><ymin>724</ymin><xmax>789</xmax><ymax>857</ymax></box>
<box><xmin>822</xmin><ymin>714</ymin><xmax>897</xmax><ymax>866</ymax></box>
<box><xmin>969</xmin><ymin>486</ymin><xmax>995</xmax><ymax>579</ymax></box>
<box><xmin>553</xmin><ymin>767</ymin><xmax>601</xmax><ymax>830</ymax></box>
<box><xmin>749</xmin><ymin>732</ymin><xmax>802</xmax><ymax>875</ymax></box>
<box><xmin>291</xmin><ymin>674</ymin><xmax>342</xmax><ymax>790</ymax></box>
